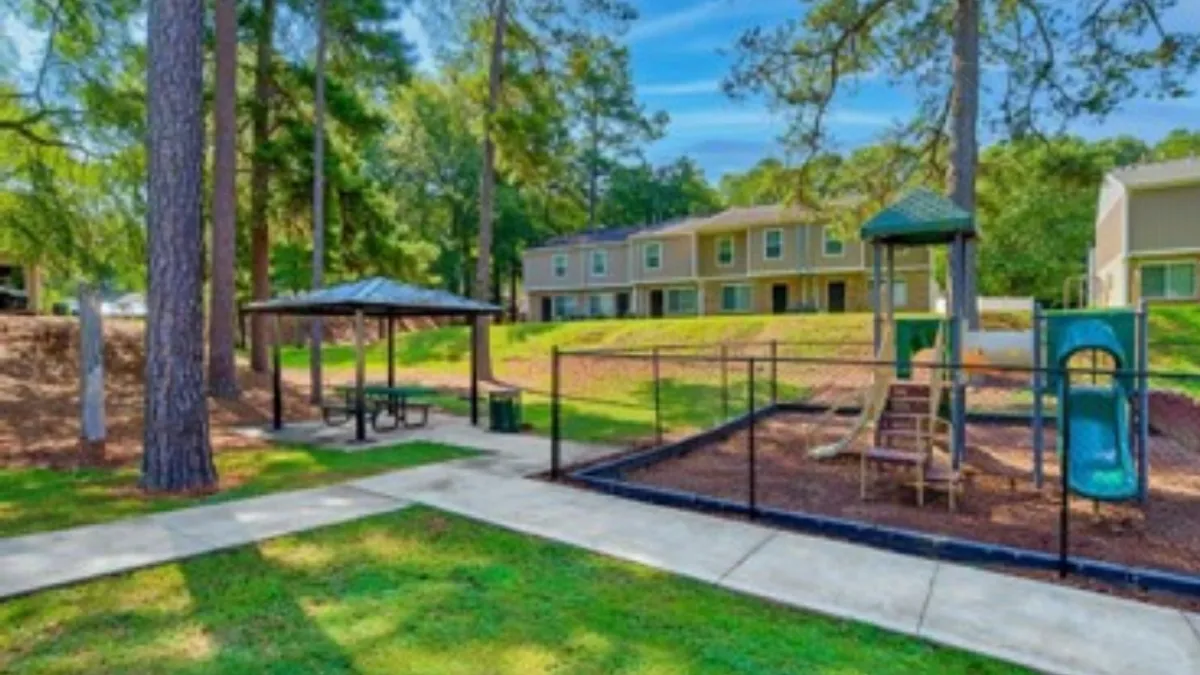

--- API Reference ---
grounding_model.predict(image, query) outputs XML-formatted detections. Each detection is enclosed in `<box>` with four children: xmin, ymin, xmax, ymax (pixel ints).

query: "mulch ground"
<box><xmin>622</xmin><ymin>410</ymin><xmax>1200</xmax><ymax>607</ymax></box>
<box><xmin>0</xmin><ymin>316</ymin><xmax>317</xmax><ymax>469</ymax></box>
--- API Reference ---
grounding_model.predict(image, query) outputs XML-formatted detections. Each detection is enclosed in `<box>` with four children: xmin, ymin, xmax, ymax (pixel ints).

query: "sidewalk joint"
<box><xmin>915</xmin><ymin>563</ymin><xmax>941</xmax><ymax>633</ymax></box>
<box><xmin>717</xmin><ymin>532</ymin><xmax>777</xmax><ymax>583</ymax></box>
<box><xmin>1185</xmin><ymin>611</ymin><xmax>1200</xmax><ymax>646</ymax></box>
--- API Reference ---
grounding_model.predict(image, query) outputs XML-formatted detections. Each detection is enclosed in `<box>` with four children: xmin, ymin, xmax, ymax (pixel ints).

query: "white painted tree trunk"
<box><xmin>78</xmin><ymin>283</ymin><xmax>106</xmax><ymax>461</ymax></box>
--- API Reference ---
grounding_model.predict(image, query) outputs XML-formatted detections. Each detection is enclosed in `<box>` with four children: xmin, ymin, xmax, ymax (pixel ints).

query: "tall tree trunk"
<box><xmin>143</xmin><ymin>0</ymin><xmax>217</xmax><ymax>493</ymax></box>
<box><xmin>947</xmin><ymin>0</ymin><xmax>980</xmax><ymax>328</ymax></box>
<box><xmin>78</xmin><ymin>282</ymin><xmax>105</xmax><ymax>464</ymax></box>
<box><xmin>208</xmin><ymin>0</ymin><xmax>239</xmax><ymax>398</ymax></box>
<box><xmin>248</xmin><ymin>0</ymin><xmax>276</xmax><ymax>372</ymax></box>
<box><xmin>587</xmin><ymin>106</ymin><xmax>599</xmax><ymax>228</ymax></box>
<box><xmin>474</xmin><ymin>0</ymin><xmax>508</xmax><ymax>382</ymax></box>
<box><xmin>508</xmin><ymin>266</ymin><xmax>518</xmax><ymax>322</ymax></box>
<box><xmin>309</xmin><ymin>0</ymin><xmax>327</xmax><ymax>404</ymax></box>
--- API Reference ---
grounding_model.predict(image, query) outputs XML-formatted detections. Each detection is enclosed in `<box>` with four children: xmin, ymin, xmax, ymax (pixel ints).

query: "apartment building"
<box><xmin>523</xmin><ymin>204</ymin><xmax>935</xmax><ymax>321</ymax></box>
<box><xmin>1090</xmin><ymin>157</ymin><xmax>1200</xmax><ymax>307</ymax></box>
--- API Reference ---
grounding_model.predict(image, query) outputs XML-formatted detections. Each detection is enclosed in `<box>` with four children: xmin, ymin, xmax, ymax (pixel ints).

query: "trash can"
<box><xmin>488</xmin><ymin>389</ymin><xmax>522</xmax><ymax>433</ymax></box>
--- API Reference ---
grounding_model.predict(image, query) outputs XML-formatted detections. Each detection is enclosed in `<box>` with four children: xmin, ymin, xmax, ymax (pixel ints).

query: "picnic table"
<box><xmin>324</xmin><ymin>384</ymin><xmax>438</xmax><ymax>432</ymax></box>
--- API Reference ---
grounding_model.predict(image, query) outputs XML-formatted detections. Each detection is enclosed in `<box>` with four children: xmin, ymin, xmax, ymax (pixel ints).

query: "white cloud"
<box><xmin>628</xmin><ymin>0</ymin><xmax>728</xmax><ymax>43</ymax></box>
<box><xmin>399</xmin><ymin>11</ymin><xmax>434</xmax><ymax>72</ymax></box>
<box><xmin>640</xmin><ymin>79</ymin><xmax>721</xmax><ymax>96</ymax></box>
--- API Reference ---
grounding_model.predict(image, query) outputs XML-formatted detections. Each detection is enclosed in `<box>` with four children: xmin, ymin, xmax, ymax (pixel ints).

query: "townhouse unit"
<box><xmin>1090</xmin><ymin>158</ymin><xmax>1200</xmax><ymax>307</ymax></box>
<box><xmin>523</xmin><ymin>204</ymin><xmax>935</xmax><ymax>321</ymax></box>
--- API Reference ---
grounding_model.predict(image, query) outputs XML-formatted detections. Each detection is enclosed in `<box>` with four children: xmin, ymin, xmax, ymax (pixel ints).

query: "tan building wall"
<box><xmin>1127</xmin><ymin>184</ymin><xmax>1200</xmax><ymax>254</ymax></box>
<box><xmin>747</xmin><ymin>225</ymin><xmax>803</xmax><ymax>273</ymax></box>
<box><xmin>580</xmin><ymin>243</ymin><xmax>630</xmax><ymax>286</ymax></box>
<box><xmin>801</xmin><ymin>225</ymin><xmax>865</xmax><ymax>269</ymax></box>
<box><xmin>1094</xmin><ymin>189</ymin><xmax>1126</xmax><ymax>269</ymax></box>
<box><xmin>697</xmin><ymin>231</ymin><xmax>749</xmax><ymax>277</ymax></box>
<box><xmin>863</xmin><ymin>243</ymin><xmax>931</xmax><ymax>268</ymax></box>
<box><xmin>749</xmin><ymin>276</ymin><xmax>804</xmax><ymax>314</ymax></box>
<box><xmin>635</xmin><ymin>283</ymin><xmax>701</xmax><ymax>317</ymax></box>
<box><xmin>631</xmin><ymin>236</ymin><xmax>692</xmax><ymax>281</ymax></box>
<box><xmin>523</xmin><ymin>248</ymin><xmax>585</xmax><ymax>290</ymax></box>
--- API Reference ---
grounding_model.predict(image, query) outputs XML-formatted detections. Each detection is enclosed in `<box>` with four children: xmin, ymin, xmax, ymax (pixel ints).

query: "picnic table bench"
<box><xmin>323</xmin><ymin>384</ymin><xmax>438</xmax><ymax>432</ymax></box>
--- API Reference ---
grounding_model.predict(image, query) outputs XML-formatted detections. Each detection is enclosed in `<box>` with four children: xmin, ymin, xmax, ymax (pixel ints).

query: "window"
<box><xmin>552</xmin><ymin>253</ymin><xmax>568</xmax><ymax>278</ymax></box>
<box><xmin>590</xmin><ymin>249</ymin><xmax>608</xmax><ymax>277</ymax></box>
<box><xmin>720</xmin><ymin>284</ymin><xmax>752</xmax><ymax>312</ymax></box>
<box><xmin>716</xmin><ymin>236</ymin><xmax>735</xmax><ymax>266</ymax></box>
<box><xmin>552</xmin><ymin>295</ymin><xmax>577</xmax><ymax>319</ymax></box>
<box><xmin>869</xmin><ymin>278</ymin><xmax>909</xmax><ymax>309</ymax></box>
<box><xmin>644</xmin><ymin>242</ymin><xmax>663</xmax><ymax>270</ymax></box>
<box><xmin>666</xmin><ymin>288</ymin><xmax>698</xmax><ymax>315</ymax></box>
<box><xmin>822</xmin><ymin>226</ymin><xmax>844</xmax><ymax>257</ymax></box>
<box><xmin>588</xmin><ymin>293</ymin><xmax>615</xmax><ymax>317</ymax></box>
<box><xmin>764</xmin><ymin>229</ymin><xmax>784</xmax><ymax>260</ymax></box>
<box><xmin>1142</xmin><ymin>262</ymin><xmax>1196</xmax><ymax>300</ymax></box>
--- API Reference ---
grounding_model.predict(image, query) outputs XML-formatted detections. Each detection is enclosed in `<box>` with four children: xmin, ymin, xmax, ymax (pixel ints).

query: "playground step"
<box><xmin>889</xmin><ymin>383</ymin><xmax>931</xmax><ymax>397</ymax></box>
<box><xmin>864</xmin><ymin>447</ymin><xmax>925</xmax><ymax>465</ymax></box>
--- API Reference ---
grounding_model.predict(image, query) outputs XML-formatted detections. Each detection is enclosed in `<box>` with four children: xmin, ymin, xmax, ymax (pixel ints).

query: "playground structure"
<box><xmin>551</xmin><ymin>188</ymin><xmax>1200</xmax><ymax>601</ymax></box>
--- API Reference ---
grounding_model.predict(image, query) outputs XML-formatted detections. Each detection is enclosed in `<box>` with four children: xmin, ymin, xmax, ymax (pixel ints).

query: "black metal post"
<box><xmin>550</xmin><ymin>346</ymin><xmax>561</xmax><ymax>479</ymax></box>
<box><xmin>386</xmin><ymin>317</ymin><xmax>396</xmax><ymax>416</ymax></box>
<box><xmin>721</xmin><ymin>344</ymin><xmax>729</xmax><ymax>420</ymax></box>
<box><xmin>748</xmin><ymin>357</ymin><xmax>757</xmax><ymax>516</ymax></box>
<box><xmin>1059</xmin><ymin>371</ymin><xmax>1072</xmax><ymax>579</ymax></box>
<box><xmin>354</xmin><ymin>310</ymin><xmax>366</xmax><ymax>443</ymax></box>
<box><xmin>769</xmin><ymin>340</ymin><xmax>778</xmax><ymax>404</ymax></box>
<box><xmin>470</xmin><ymin>317</ymin><xmax>479</xmax><ymax>426</ymax></box>
<box><xmin>653</xmin><ymin>347</ymin><xmax>662</xmax><ymax>446</ymax></box>
<box><xmin>271</xmin><ymin>317</ymin><xmax>282</xmax><ymax>431</ymax></box>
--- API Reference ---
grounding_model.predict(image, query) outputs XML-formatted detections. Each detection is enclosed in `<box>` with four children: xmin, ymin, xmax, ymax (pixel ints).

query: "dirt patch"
<box><xmin>0</xmin><ymin>316</ymin><xmax>315</xmax><ymax>469</ymax></box>
<box><xmin>618</xmin><ymin>411</ymin><xmax>1200</xmax><ymax>605</ymax></box>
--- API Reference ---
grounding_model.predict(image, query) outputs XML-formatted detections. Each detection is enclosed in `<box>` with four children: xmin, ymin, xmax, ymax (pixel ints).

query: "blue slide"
<box><xmin>1055</xmin><ymin>320</ymin><xmax>1138</xmax><ymax>502</ymax></box>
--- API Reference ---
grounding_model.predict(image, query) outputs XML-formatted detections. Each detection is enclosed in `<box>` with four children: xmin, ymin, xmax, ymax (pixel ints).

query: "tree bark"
<box><xmin>249</xmin><ymin>0</ymin><xmax>276</xmax><ymax>372</ymax></box>
<box><xmin>78</xmin><ymin>282</ymin><xmax>105</xmax><ymax>464</ymax></box>
<box><xmin>947</xmin><ymin>0</ymin><xmax>980</xmax><ymax>328</ymax></box>
<box><xmin>587</xmin><ymin>105</ymin><xmax>599</xmax><ymax>228</ymax></box>
<box><xmin>474</xmin><ymin>0</ymin><xmax>508</xmax><ymax>381</ymax></box>
<box><xmin>142</xmin><ymin>0</ymin><xmax>217</xmax><ymax>493</ymax></box>
<box><xmin>208</xmin><ymin>0</ymin><xmax>239</xmax><ymax>398</ymax></box>
<box><xmin>309</xmin><ymin>0</ymin><xmax>327</xmax><ymax>404</ymax></box>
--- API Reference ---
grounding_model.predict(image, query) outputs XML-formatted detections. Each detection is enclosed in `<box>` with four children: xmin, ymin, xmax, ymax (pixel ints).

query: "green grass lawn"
<box><xmin>0</xmin><ymin>507</ymin><xmax>1025</xmax><ymax>675</ymax></box>
<box><xmin>0</xmin><ymin>443</ymin><xmax>474</xmax><ymax>539</ymax></box>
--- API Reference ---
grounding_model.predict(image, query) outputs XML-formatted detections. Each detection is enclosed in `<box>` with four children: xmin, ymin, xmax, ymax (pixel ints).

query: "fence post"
<box><xmin>551</xmin><ymin>346</ymin><xmax>561</xmax><ymax>480</ymax></box>
<box><xmin>769</xmin><ymin>339</ymin><xmax>778</xmax><ymax>404</ymax></box>
<box><xmin>747</xmin><ymin>357</ymin><xmax>757</xmax><ymax>516</ymax></box>
<box><xmin>653</xmin><ymin>346</ymin><xmax>662</xmax><ymax>446</ymax></box>
<box><xmin>1058</xmin><ymin>370</ymin><xmax>1072</xmax><ymax>579</ymax></box>
<box><xmin>721</xmin><ymin>344</ymin><xmax>729</xmax><ymax>420</ymax></box>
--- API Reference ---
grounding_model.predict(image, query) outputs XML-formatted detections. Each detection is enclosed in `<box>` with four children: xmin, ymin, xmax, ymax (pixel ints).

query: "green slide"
<box><xmin>1055</xmin><ymin>319</ymin><xmax>1138</xmax><ymax>502</ymax></box>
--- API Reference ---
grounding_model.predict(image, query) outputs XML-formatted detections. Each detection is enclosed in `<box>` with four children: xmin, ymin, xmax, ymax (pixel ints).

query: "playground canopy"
<box><xmin>245</xmin><ymin>277</ymin><xmax>502</xmax><ymax>441</ymax></box>
<box><xmin>860</xmin><ymin>187</ymin><xmax>976</xmax><ymax>245</ymax></box>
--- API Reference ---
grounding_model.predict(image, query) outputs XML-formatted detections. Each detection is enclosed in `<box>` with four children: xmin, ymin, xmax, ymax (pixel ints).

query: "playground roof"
<box><xmin>243</xmin><ymin>277</ymin><xmax>502</xmax><ymax>317</ymax></box>
<box><xmin>860</xmin><ymin>188</ymin><xmax>976</xmax><ymax>245</ymax></box>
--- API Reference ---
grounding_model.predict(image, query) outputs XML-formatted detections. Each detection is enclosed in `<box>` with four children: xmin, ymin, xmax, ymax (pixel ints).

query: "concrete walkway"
<box><xmin>1</xmin><ymin>420</ymin><xmax>1198</xmax><ymax>675</ymax></box>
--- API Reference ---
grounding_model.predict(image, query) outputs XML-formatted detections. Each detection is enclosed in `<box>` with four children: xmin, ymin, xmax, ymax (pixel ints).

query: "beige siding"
<box><xmin>747</xmin><ymin>225</ymin><xmax>802</xmax><ymax>273</ymax></box>
<box><xmin>802</xmin><ymin>225</ymin><xmax>864</xmax><ymax>269</ymax></box>
<box><xmin>750</xmin><ymin>276</ymin><xmax>803</xmax><ymax>314</ymax></box>
<box><xmin>581</xmin><ymin>243</ymin><xmax>630</xmax><ymax>286</ymax></box>
<box><xmin>697</xmin><ymin>231</ymin><xmax>748</xmax><ymax>277</ymax></box>
<box><xmin>863</xmin><ymin>244</ymin><xmax>931</xmax><ymax>269</ymax></box>
<box><xmin>632</xmin><ymin>237</ymin><xmax>692</xmax><ymax>281</ymax></box>
<box><xmin>701</xmin><ymin>279</ymin><xmax>756</xmax><ymax>314</ymax></box>
<box><xmin>523</xmin><ymin>248</ymin><xmax>584</xmax><ymax>290</ymax></box>
<box><xmin>865</xmin><ymin>270</ymin><xmax>933</xmax><ymax>311</ymax></box>
<box><xmin>1128</xmin><ymin>184</ymin><xmax>1200</xmax><ymax>254</ymax></box>
<box><xmin>1095</xmin><ymin>189</ymin><xmax>1126</xmax><ymax>269</ymax></box>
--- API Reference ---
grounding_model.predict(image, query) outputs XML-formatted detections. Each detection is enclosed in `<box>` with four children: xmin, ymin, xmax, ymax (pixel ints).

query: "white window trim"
<box><xmin>716</xmin><ymin>235</ymin><xmax>735</xmax><ymax>267</ymax></box>
<box><xmin>719</xmin><ymin>283</ymin><xmax>753</xmax><ymax>313</ymax></box>
<box><xmin>763</xmin><ymin>228</ymin><xmax>784</xmax><ymax>260</ymax></box>
<box><xmin>589</xmin><ymin>249</ymin><xmax>608</xmax><ymax>278</ymax></box>
<box><xmin>644</xmin><ymin>241</ymin><xmax>663</xmax><ymax>271</ymax></box>
<box><xmin>552</xmin><ymin>253</ymin><xmax>568</xmax><ymax>279</ymax></box>
<box><xmin>1140</xmin><ymin>261</ymin><xmax>1197</xmax><ymax>300</ymax></box>
<box><xmin>822</xmin><ymin>226</ymin><xmax>845</xmax><ymax>258</ymax></box>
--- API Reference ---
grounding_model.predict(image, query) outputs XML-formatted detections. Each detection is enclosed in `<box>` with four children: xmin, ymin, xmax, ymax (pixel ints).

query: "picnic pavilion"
<box><xmin>244</xmin><ymin>277</ymin><xmax>502</xmax><ymax>442</ymax></box>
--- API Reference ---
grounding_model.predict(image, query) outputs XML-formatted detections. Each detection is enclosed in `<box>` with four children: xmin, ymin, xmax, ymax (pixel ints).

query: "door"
<box><xmin>616</xmin><ymin>292</ymin><xmax>630</xmax><ymax>317</ymax></box>
<box><xmin>649</xmin><ymin>289</ymin><xmax>665</xmax><ymax>318</ymax></box>
<box><xmin>540</xmin><ymin>296</ymin><xmax>552</xmax><ymax>322</ymax></box>
<box><xmin>771</xmin><ymin>283</ymin><xmax>788</xmax><ymax>314</ymax></box>
<box><xmin>827</xmin><ymin>281</ymin><xmax>846</xmax><ymax>313</ymax></box>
